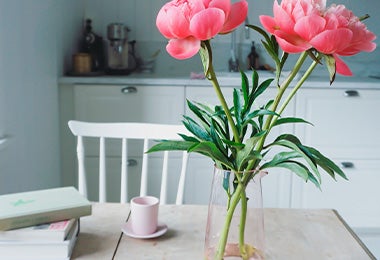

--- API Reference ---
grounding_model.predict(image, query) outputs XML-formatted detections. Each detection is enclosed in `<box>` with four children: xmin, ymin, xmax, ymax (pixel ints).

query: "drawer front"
<box><xmin>74</xmin><ymin>84</ymin><xmax>184</xmax><ymax>123</ymax></box>
<box><xmin>291</xmin><ymin>159</ymin><xmax>380</xmax><ymax>228</ymax></box>
<box><xmin>295</xmin><ymin>88</ymin><xmax>380</xmax><ymax>159</ymax></box>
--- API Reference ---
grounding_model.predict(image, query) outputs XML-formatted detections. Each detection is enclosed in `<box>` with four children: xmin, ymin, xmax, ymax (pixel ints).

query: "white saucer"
<box><xmin>121</xmin><ymin>221</ymin><xmax>168</xmax><ymax>239</ymax></box>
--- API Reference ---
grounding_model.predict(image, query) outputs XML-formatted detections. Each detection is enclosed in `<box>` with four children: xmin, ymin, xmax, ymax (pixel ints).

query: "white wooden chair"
<box><xmin>68</xmin><ymin>120</ymin><xmax>190</xmax><ymax>205</ymax></box>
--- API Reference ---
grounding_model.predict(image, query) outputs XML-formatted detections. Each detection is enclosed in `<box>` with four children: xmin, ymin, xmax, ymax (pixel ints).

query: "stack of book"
<box><xmin>0</xmin><ymin>187</ymin><xmax>92</xmax><ymax>260</ymax></box>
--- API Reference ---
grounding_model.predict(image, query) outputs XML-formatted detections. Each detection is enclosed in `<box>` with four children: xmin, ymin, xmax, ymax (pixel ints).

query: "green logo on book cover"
<box><xmin>12</xmin><ymin>199</ymin><xmax>35</xmax><ymax>206</ymax></box>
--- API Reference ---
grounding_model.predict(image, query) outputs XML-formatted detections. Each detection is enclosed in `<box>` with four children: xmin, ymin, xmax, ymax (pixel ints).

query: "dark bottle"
<box><xmin>81</xmin><ymin>19</ymin><xmax>105</xmax><ymax>72</ymax></box>
<box><xmin>247</xmin><ymin>41</ymin><xmax>260</xmax><ymax>70</ymax></box>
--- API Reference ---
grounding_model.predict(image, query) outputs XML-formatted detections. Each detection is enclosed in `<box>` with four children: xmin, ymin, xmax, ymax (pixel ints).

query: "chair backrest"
<box><xmin>68</xmin><ymin>120</ymin><xmax>190</xmax><ymax>205</ymax></box>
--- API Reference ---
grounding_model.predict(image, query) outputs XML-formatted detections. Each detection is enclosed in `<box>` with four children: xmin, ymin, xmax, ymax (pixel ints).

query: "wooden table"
<box><xmin>71</xmin><ymin>203</ymin><xmax>375</xmax><ymax>260</ymax></box>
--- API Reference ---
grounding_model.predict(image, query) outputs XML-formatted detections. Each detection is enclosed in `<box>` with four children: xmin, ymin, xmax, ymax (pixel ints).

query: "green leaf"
<box><xmin>273</xmin><ymin>117</ymin><xmax>313</xmax><ymax>127</ymax></box>
<box><xmin>245</xmin><ymin>24</ymin><xmax>272</xmax><ymax>44</ymax></box>
<box><xmin>199</xmin><ymin>41</ymin><xmax>212</xmax><ymax>78</ymax></box>
<box><xmin>262</xmin><ymin>40</ymin><xmax>280</xmax><ymax>67</ymax></box>
<box><xmin>279</xmin><ymin>52</ymin><xmax>289</xmax><ymax>71</ymax></box>
<box><xmin>252</xmin><ymin>78</ymin><xmax>273</xmax><ymax>102</ymax></box>
<box><xmin>240</xmin><ymin>71</ymin><xmax>249</xmax><ymax>108</ymax></box>
<box><xmin>189</xmin><ymin>141</ymin><xmax>234</xmax><ymax>169</ymax></box>
<box><xmin>245</xmin><ymin>109</ymin><xmax>278</xmax><ymax>122</ymax></box>
<box><xmin>178</xmin><ymin>133</ymin><xmax>198</xmax><ymax>142</ymax></box>
<box><xmin>307</xmin><ymin>146</ymin><xmax>348</xmax><ymax>180</ymax></box>
<box><xmin>236</xmin><ymin>133</ymin><xmax>265</xmax><ymax>170</ymax></box>
<box><xmin>187</xmin><ymin>99</ymin><xmax>211</xmax><ymax>127</ymax></box>
<box><xmin>323</xmin><ymin>54</ymin><xmax>336</xmax><ymax>85</ymax></box>
<box><xmin>210</xmin><ymin>122</ymin><xmax>227</xmax><ymax>156</ymax></box>
<box><xmin>270</xmin><ymin>135</ymin><xmax>321</xmax><ymax>183</ymax></box>
<box><xmin>222</xmin><ymin>138</ymin><xmax>245</xmax><ymax>149</ymax></box>
<box><xmin>233</xmin><ymin>88</ymin><xmax>242</xmax><ymax>129</ymax></box>
<box><xmin>269</xmin><ymin>161</ymin><xmax>310</xmax><ymax>182</ymax></box>
<box><xmin>182</xmin><ymin>116</ymin><xmax>212</xmax><ymax>142</ymax></box>
<box><xmin>261</xmin><ymin>151</ymin><xmax>301</xmax><ymax>168</ymax></box>
<box><xmin>147</xmin><ymin>140</ymin><xmax>195</xmax><ymax>153</ymax></box>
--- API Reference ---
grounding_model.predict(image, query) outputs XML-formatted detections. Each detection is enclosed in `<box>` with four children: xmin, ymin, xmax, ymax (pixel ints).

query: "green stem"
<box><xmin>215</xmin><ymin>181</ymin><xmax>245</xmax><ymax>259</ymax></box>
<box><xmin>271</xmin><ymin>57</ymin><xmax>319</xmax><ymax>125</ymax></box>
<box><xmin>207</xmin><ymin>63</ymin><xmax>240</xmax><ymax>143</ymax></box>
<box><xmin>245</xmin><ymin>51</ymin><xmax>309</xmax><ymax>171</ymax></box>
<box><xmin>239</xmin><ymin>188</ymin><xmax>248</xmax><ymax>259</ymax></box>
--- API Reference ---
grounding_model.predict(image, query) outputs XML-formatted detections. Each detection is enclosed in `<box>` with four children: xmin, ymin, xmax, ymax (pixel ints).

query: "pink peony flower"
<box><xmin>156</xmin><ymin>0</ymin><xmax>248</xmax><ymax>59</ymax></box>
<box><xmin>260</xmin><ymin>0</ymin><xmax>376</xmax><ymax>76</ymax></box>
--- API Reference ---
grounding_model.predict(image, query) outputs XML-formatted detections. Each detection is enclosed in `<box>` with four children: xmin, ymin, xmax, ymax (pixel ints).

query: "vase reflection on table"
<box><xmin>205</xmin><ymin>167</ymin><xmax>265</xmax><ymax>260</ymax></box>
<box><xmin>152</xmin><ymin>0</ymin><xmax>376</xmax><ymax>259</ymax></box>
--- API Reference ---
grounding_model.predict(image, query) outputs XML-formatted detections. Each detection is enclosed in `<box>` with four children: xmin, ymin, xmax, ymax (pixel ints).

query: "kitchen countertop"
<box><xmin>59</xmin><ymin>70</ymin><xmax>380</xmax><ymax>89</ymax></box>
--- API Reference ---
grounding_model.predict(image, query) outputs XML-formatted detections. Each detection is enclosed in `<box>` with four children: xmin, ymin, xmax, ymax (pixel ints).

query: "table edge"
<box><xmin>332</xmin><ymin>209</ymin><xmax>376</xmax><ymax>260</ymax></box>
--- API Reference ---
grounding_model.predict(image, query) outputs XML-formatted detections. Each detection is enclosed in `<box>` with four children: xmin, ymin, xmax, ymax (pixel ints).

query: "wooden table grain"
<box><xmin>72</xmin><ymin>203</ymin><xmax>375</xmax><ymax>260</ymax></box>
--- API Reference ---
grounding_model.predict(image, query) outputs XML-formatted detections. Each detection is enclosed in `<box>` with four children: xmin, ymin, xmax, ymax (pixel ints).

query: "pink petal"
<box><xmin>259</xmin><ymin>15</ymin><xmax>277</xmax><ymax>34</ymax></box>
<box><xmin>294</xmin><ymin>15</ymin><xmax>326</xmax><ymax>41</ymax></box>
<box><xmin>166</xmin><ymin>7</ymin><xmax>192</xmax><ymax>38</ymax></box>
<box><xmin>220</xmin><ymin>0</ymin><xmax>248</xmax><ymax>33</ymax></box>
<box><xmin>333</xmin><ymin>54</ymin><xmax>352</xmax><ymax>76</ymax></box>
<box><xmin>156</xmin><ymin>5</ymin><xmax>175</xmax><ymax>38</ymax></box>
<box><xmin>310</xmin><ymin>28</ymin><xmax>352</xmax><ymax>54</ymax></box>
<box><xmin>190</xmin><ymin>8</ymin><xmax>225</xmax><ymax>40</ymax></box>
<box><xmin>166</xmin><ymin>37</ymin><xmax>201</xmax><ymax>60</ymax></box>
<box><xmin>274</xmin><ymin>31</ymin><xmax>312</xmax><ymax>53</ymax></box>
<box><xmin>275</xmin><ymin>36</ymin><xmax>310</xmax><ymax>53</ymax></box>
<box><xmin>208</xmin><ymin>0</ymin><xmax>231</xmax><ymax>15</ymax></box>
<box><xmin>273</xmin><ymin>1</ymin><xmax>295</xmax><ymax>34</ymax></box>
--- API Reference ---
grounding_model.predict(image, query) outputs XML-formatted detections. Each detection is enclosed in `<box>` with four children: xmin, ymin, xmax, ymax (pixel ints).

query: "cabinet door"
<box><xmin>291</xmin><ymin>159</ymin><xmax>380</xmax><ymax>228</ymax></box>
<box><xmin>295</xmin><ymin>88</ymin><xmax>380</xmax><ymax>159</ymax></box>
<box><xmin>74</xmin><ymin>84</ymin><xmax>184</xmax><ymax>124</ymax></box>
<box><xmin>185</xmin><ymin>86</ymin><xmax>295</xmax><ymax>207</ymax></box>
<box><xmin>293</xmin><ymin>88</ymin><xmax>380</xmax><ymax>228</ymax></box>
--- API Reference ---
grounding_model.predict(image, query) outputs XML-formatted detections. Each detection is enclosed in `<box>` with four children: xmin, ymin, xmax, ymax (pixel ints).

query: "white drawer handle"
<box><xmin>344</xmin><ymin>90</ymin><xmax>359</xmax><ymax>97</ymax></box>
<box><xmin>341</xmin><ymin>162</ymin><xmax>354</xmax><ymax>168</ymax></box>
<box><xmin>121</xmin><ymin>86</ymin><xmax>137</xmax><ymax>94</ymax></box>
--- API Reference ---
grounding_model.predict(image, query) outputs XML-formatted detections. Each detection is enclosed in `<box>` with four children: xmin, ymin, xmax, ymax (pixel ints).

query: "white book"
<box><xmin>0</xmin><ymin>219</ymin><xmax>79</xmax><ymax>259</ymax></box>
<box><xmin>0</xmin><ymin>219</ymin><xmax>76</xmax><ymax>241</ymax></box>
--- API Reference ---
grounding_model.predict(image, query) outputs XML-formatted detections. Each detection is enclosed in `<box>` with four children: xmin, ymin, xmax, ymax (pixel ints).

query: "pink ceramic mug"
<box><xmin>130</xmin><ymin>196</ymin><xmax>159</xmax><ymax>235</ymax></box>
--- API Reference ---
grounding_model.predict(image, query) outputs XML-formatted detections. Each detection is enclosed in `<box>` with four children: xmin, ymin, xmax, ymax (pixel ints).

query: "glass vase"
<box><xmin>204</xmin><ymin>166</ymin><xmax>265</xmax><ymax>260</ymax></box>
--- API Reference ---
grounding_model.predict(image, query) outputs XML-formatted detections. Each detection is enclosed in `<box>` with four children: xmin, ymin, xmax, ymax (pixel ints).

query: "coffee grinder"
<box><xmin>106</xmin><ymin>23</ymin><xmax>132</xmax><ymax>75</ymax></box>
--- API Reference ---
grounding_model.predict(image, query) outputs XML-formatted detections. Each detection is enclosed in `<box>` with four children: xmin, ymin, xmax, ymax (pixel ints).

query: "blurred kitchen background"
<box><xmin>0</xmin><ymin>0</ymin><xmax>379</xmax><ymax>256</ymax></box>
<box><xmin>1</xmin><ymin>0</ymin><xmax>378</xmax><ymax>194</ymax></box>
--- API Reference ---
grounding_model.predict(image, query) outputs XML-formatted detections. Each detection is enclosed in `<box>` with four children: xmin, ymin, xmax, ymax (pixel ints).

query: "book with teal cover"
<box><xmin>0</xmin><ymin>187</ymin><xmax>92</xmax><ymax>231</ymax></box>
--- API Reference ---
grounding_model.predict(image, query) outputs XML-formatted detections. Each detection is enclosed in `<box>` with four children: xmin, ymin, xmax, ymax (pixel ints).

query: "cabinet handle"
<box><xmin>127</xmin><ymin>159</ymin><xmax>137</xmax><ymax>167</ymax></box>
<box><xmin>344</xmin><ymin>90</ymin><xmax>359</xmax><ymax>97</ymax></box>
<box><xmin>121</xmin><ymin>86</ymin><xmax>137</xmax><ymax>94</ymax></box>
<box><xmin>341</xmin><ymin>161</ymin><xmax>354</xmax><ymax>169</ymax></box>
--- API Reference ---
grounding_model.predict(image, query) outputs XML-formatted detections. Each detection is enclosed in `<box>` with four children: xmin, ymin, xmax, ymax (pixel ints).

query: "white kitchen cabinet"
<box><xmin>74</xmin><ymin>84</ymin><xmax>184</xmax><ymax>125</ymax></box>
<box><xmin>73</xmin><ymin>84</ymin><xmax>185</xmax><ymax>157</ymax></box>
<box><xmin>293</xmin><ymin>88</ymin><xmax>380</xmax><ymax>230</ymax></box>
<box><xmin>294</xmin><ymin>88</ymin><xmax>380</xmax><ymax>159</ymax></box>
<box><xmin>185</xmin><ymin>86</ymin><xmax>296</xmax><ymax>208</ymax></box>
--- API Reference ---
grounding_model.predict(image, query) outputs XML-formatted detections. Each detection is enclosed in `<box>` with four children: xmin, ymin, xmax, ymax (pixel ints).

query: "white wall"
<box><xmin>0</xmin><ymin>0</ymin><xmax>84</xmax><ymax>194</ymax></box>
